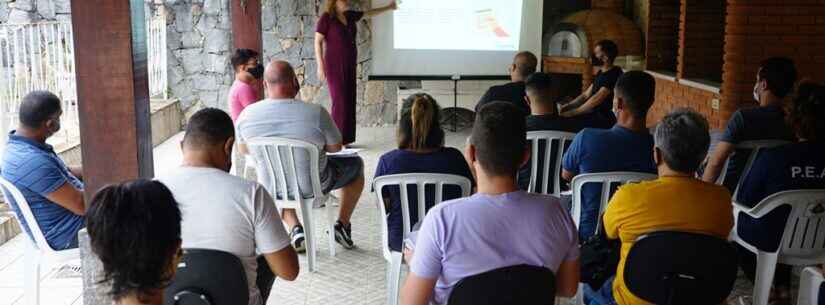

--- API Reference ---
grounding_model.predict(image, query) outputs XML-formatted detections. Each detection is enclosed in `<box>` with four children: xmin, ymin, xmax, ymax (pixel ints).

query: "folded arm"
<box><xmin>45</xmin><ymin>182</ymin><xmax>85</xmax><ymax>215</ymax></box>
<box><xmin>562</xmin><ymin>87</ymin><xmax>610</xmax><ymax>117</ymax></box>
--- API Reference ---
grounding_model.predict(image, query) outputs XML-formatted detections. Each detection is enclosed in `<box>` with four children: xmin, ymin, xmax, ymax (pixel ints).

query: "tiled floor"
<box><xmin>0</xmin><ymin>126</ymin><xmax>766</xmax><ymax>305</ymax></box>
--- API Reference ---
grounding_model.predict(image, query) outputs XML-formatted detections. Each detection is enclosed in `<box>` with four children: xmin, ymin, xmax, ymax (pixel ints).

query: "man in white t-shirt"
<box><xmin>159</xmin><ymin>108</ymin><xmax>299</xmax><ymax>305</ymax></box>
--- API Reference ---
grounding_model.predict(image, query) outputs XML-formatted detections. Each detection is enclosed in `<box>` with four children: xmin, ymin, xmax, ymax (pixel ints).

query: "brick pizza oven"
<box><xmin>542</xmin><ymin>0</ymin><xmax>643</xmax><ymax>101</ymax></box>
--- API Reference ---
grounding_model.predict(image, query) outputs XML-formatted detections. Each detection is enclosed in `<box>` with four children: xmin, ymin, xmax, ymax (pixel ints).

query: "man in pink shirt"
<box><xmin>229</xmin><ymin>48</ymin><xmax>263</xmax><ymax>121</ymax></box>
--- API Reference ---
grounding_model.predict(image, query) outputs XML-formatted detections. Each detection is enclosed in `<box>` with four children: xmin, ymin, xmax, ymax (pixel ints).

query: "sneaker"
<box><xmin>333</xmin><ymin>221</ymin><xmax>355</xmax><ymax>249</ymax></box>
<box><xmin>291</xmin><ymin>225</ymin><xmax>306</xmax><ymax>253</ymax></box>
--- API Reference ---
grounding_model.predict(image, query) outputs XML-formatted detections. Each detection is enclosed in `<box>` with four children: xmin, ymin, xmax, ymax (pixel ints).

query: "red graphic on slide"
<box><xmin>476</xmin><ymin>9</ymin><xmax>510</xmax><ymax>38</ymax></box>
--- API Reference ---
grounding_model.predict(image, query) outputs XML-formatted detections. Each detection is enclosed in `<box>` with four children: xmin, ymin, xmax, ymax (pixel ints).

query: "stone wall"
<box><xmin>162</xmin><ymin>0</ymin><xmax>234</xmax><ymax>117</ymax></box>
<box><xmin>0</xmin><ymin>0</ymin><xmax>71</xmax><ymax>23</ymax></box>
<box><xmin>1</xmin><ymin>0</ymin><xmax>398</xmax><ymax>127</ymax></box>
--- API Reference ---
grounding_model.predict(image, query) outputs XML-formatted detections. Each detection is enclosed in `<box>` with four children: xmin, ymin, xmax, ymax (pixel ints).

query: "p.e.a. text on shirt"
<box><xmin>791</xmin><ymin>166</ymin><xmax>825</xmax><ymax>179</ymax></box>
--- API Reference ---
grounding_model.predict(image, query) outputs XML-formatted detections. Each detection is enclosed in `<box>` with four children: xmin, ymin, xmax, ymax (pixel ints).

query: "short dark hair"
<box><xmin>513</xmin><ymin>51</ymin><xmax>538</xmax><ymax>78</ymax></box>
<box><xmin>230</xmin><ymin>48</ymin><xmax>259</xmax><ymax>70</ymax></box>
<box><xmin>398</xmin><ymin>93</ymin><xmax>444</xmax><ymax>151</ymax></box>
<box><xmin>786</xmin><ymin>81</ymin><xmax>825</xmax><ymax>141</ymax></box>
<box><xmin>19</xmin><ymin>90</ymin><xmax>62</xmax><ymax>129</ymax></box>
<box><xmin>615</xmin><ymin>71</ymin><xmax>656</xmax><ymax>119</ymax></box>
<box><xmin>471</xmin><ymin>102</ymin><xmax>526</xmax><ymax>176</ymax></box>
<box><xmin>654</xmin><ymin>109</ymin><xmax>710</xmax><ymax>173</ymax></box>
<box><xmin>758</xmin><ymin>57</ymin><xmax>797</xmax><ymax>98</ymax></box>
<box><xmin>86</xmin><ymin>179</ymin><xmax>181</xmax><ymax>302</ymax></box>
<box><xmin>183</xmin><ymin>108</ymin><xmax>235</xmax><ymax>148</ymax></box>
<box><xmin>595</xmin><ymin>40</ymin><xmax>619</xmax><ymax>63</ymax></box>
<box><xmin>525</xmin><ymin>72</ymin><xmax>555</xmax><ymax>103</ymax></box>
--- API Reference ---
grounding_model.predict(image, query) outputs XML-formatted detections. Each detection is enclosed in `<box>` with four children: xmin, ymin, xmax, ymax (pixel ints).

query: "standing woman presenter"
<box><xmin>316</xmin><ymin>0</ymin><xmax>397</xmax><ymax>145</ymax></box>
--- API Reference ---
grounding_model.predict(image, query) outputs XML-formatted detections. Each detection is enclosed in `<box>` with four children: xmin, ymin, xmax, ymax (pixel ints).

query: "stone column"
<box><xmin>79</xmin><ymin>229</ymin><xmax>112</xmax><ymax>305</ymax></box>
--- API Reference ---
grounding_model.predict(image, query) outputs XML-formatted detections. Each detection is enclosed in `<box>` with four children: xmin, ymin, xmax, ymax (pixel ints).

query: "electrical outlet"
<box><xmin>711</xmin><ymin>98</ymin><xmax>720</xmax><ymax>110</ymax></box>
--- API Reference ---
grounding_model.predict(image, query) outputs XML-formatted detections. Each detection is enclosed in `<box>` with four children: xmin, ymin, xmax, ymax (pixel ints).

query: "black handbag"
<box><xmin>579</xmin><ymin>219</ymin><xmax>621</xmax><ymax>290</ymax></box>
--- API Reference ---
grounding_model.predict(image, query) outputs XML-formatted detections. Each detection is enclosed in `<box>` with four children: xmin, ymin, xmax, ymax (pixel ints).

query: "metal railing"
<box><xmin>147</xmin><ymin>11</ymin><xmax>168</xmax><ymax>99</ymax></box>
<box><xmin>0</xmin><ymin>22</ymin><xmax>78</xmax><ymax>148</ymax></box>
<box><xmin>0</xmin><ymin>12</ymin><xmax>168</xmax><ymax>150</ymax></box>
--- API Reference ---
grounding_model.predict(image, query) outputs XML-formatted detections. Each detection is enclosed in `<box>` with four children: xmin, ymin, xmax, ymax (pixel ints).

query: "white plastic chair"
<box><xmin>526</xmin><ymin>131</ymin><xmax>577</xmax><ymax>196</ymax></box>
<box><xmin>570</xmin><ymin>171</ymin><xmax>657</xmax><ymax>305</ymax></box>
<box><xmin>239</xmin><ymin>154</ymin><xmax>256</xmax><ymax>179</ymax></box>
<box><xmin>0</xmin><ymin>177</ymin><xmax>80</xmax><ymax>305</ymax></box>
<box><xmin>571</xmin><ymin>172</ymin><xmax>658</xmax><ymax>233</ymax></box>
<box><xmin>732</xmin><ymin>190</ymin><xmax>825</xmax><ymax>305</ymax></box>
<box><xmin>798</xmin><ymin>267</ymin><xmax>824</xmax><ymax>305</ymax></box>
<box><xmin>373</xmin><ymin>173</ymin><xmax>472</xmax><ymax>305</ymax></box>
<box><xmin>715</xmin><ymin>140</ymin><xmax>791</xmax><ymax>199</ymax></box>
<box><xmin>245</xmin><ymin>137</ymin><xmax>338</xmax><ymax>273</ymax></box>
<box><xmin>229</xmin><ymin>144</ymin><xmax>257</xmax><ymax>179</ymax></box>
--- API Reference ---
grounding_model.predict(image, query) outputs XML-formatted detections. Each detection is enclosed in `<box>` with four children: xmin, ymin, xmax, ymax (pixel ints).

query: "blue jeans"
<box><xmin>584</xmin><ymin>276</ymin><xmax>617</xmax><ymax>305</ymax></box>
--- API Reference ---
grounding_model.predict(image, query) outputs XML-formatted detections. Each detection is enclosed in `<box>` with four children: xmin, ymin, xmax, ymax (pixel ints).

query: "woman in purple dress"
<box><xmin>315</xmin><ymin>0</ymin><xmax>397</xmax><ymax>145</ymax></box>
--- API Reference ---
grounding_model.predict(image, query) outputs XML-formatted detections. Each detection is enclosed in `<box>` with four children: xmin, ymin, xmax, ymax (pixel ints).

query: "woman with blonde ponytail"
<box><xmin>374</xmin><ymin>93</ymin><xmax>475</xmax><ymax>252</ymax></box>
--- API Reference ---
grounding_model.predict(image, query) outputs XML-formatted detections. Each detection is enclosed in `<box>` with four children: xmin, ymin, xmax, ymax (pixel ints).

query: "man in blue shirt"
<box><xmin>562</xmin><ymin>71</ymin><xmax>657</xmax><ymax>240</ymax></box>
<box><xmin>1</xmin><ymin>91</ymin><xmax>85</xmax><ymax>250</ymax></box>
<box><xmin>734</xmin><ymin>81</ymin><xmax>825</xmax><ymax>303</ymax></box>
<box><xmin>702</xmin><ymin>57</ymin><xmax>797</xmax><ymax>190</ymax></box>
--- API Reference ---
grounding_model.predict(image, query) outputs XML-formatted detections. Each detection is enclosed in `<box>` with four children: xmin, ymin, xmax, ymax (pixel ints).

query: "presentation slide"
<box><xmin>393</xmin><ymin>0</ymin><xmax>524</xmax><ymax>51</ymax></box>
<box><xmin>370</xmin><ymin>0</ymin><xmax>543</xmax><ymax>77</ymax></box>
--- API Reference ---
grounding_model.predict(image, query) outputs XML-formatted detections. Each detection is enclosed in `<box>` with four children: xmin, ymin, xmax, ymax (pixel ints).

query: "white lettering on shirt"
<box><xmin>791</xmin><ymin>166</ymin><xmax>825</xmax><ymax>179</ymax></box>
<box><xmin>792</xmin><ymin>167</ymin><xmax>803</xmax><ymax>178</ymax></box>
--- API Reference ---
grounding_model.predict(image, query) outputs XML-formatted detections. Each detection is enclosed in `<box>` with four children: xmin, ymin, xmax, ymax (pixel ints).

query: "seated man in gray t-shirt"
<box><xmin>159</xmin><ymin>108</ymin><xmax>299</xmax><ymax>305</ymax></box>
<box><xmin>236</xmin><ymin>60</ymin><xmax>365</xmax><ymax>252</ymax></box>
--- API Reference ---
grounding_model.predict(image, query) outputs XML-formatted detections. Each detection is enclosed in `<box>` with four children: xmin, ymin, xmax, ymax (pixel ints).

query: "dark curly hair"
<box><xmin>86</xmin><ymin>179</ymin><xmax>182</xmax><ymax>302</ymax></box>
<box><xmin>786</xmin><ymin>81</ymin><xmax>825</xmax><ymax>141</ymax></box>
<box><xmin>230</xmin><ymin>48</ymin><xmax>259</xmax><ymax>71</ymax></box>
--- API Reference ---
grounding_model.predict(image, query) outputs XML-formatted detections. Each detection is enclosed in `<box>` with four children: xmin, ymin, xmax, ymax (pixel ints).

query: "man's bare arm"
<box><xmin>262</xmin><ymin>246</ymin><xmax>299</xmax><ymax>281</ymax></box>
<box><xmin>702</xmin><ymin>141</ymin><xmax>735</xmax><ymax>184</ymax></box>
<box><xmin>45</xmin><ymin>182</ymin><xmax>85</xmax><ymax>215</ymax></box>
<box><xmin>401</xmin><ymin>273</ymin><xmax>437</xmax><ymax>305</ymax></box>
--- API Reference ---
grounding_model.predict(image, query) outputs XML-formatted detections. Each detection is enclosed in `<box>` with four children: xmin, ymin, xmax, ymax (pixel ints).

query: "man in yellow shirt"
<box><xmin>586</xmin><ymin>109</ymin><xmax>734</xmax><ymax>305</ymax></box>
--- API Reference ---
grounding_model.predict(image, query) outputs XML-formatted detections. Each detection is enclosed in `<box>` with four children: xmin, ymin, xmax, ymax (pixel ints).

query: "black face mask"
<box><xmin>247</xmin><ymin>63</ymin><xmax>264</xmax><ymax>79</ymax></box>
<box><xmin>591</xmin><ymin>54</ymin><xmax>604</xmax><ymax>67</ymax></box>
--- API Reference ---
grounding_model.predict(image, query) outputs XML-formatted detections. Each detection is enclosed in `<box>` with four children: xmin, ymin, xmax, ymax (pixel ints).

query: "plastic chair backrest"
<box><xmin>624</xmin><ymin>231</ymin><xmax>738</xmax><ymax>305</ymax></box>
<box><xmin>751</xmin><ymin>190</ymin><xmax>825</xmax><ymax>265</ymax></box>
<box><xmin>571</xmin><ymin>172</ymin><xmax>657</xmax><ymax>234</ymax></box>
<box><xmin>526</xmin><ymin>130</ymin><xmax>576</xmax><ymax>196</ymax></box>
<box><xmin>163</xmin><ymin>248</ymin><xmax>249</xmax><ymax>305</ymax></box>
<box><xmin>448</xmin><ymin>264</ymin><xmax>556</xmax><ymax>305</ymax></box>
<box><xmin>373</xmin><ymin>173</ymin><xmax>471</xmax><ymax>260</ymax></box>
<box><xmin>0</xmin><ymin>176</ymin><xmax>56</xmax><ymax>252</ymax></box>
<box><xmin>716</xmin><ymin>140</ymin><xmax>790</xmax><ymax>197</ymax></box>
<box><xmin>245</xmin><ymin>137</ymin><xmax>323</xmax><ymax>209</ymax></box>
<box><xmin>798</xmin><ymin>267</ymin><xmax>825</xmax><ymax>305</ymax></box>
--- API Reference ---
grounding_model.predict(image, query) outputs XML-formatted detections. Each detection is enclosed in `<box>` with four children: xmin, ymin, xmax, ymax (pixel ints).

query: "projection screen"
<box><xmin>370</xmin><ymin>0</ymin><xmax>544</xmax><ymax>78</ymax></box>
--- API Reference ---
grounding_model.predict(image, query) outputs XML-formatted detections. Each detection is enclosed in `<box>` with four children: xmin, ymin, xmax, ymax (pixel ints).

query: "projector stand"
<box><xmin>440</xmin><ymin>77</ymin><xmax>475</xmax><ymax>132</ymax></box>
